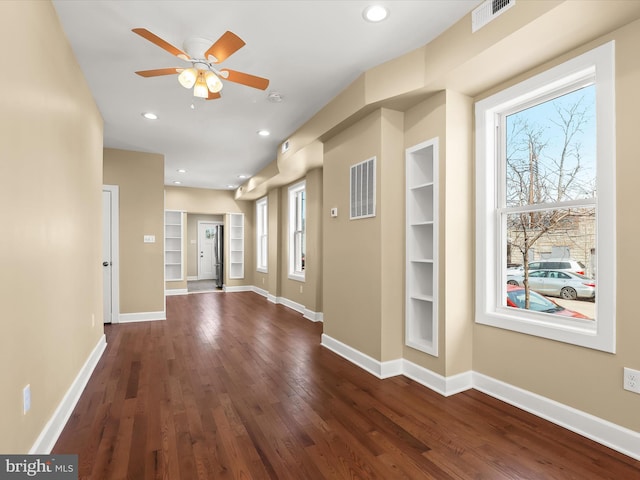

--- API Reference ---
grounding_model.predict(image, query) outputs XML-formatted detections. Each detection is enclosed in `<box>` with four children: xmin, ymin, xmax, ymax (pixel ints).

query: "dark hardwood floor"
<box><xmin>53</xmin><ymin>292</ymin><xmax>640</xmax><ymax>479</ymax></box>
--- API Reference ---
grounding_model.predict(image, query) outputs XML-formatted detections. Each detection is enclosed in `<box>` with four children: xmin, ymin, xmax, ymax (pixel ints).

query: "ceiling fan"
<box><xmin>132</xmin><ymin>28</ymin><xmax>269</xmax><ymax>100</ymax></box>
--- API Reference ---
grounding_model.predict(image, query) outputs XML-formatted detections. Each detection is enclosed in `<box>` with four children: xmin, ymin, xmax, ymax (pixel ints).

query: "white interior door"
<box><xmin>198</xmin><ymin>222</ymin><xmax>217</xmax><ymax>280</ymax></box>
<box><xmin>102</xmin><ymin>185</ymin><xmax>119</xmax><ymax>324</ymax></box>
<box><xmin>102</xmin><ymin>190</ymin><xmax>112</xmax><ymax>323</ymax></box>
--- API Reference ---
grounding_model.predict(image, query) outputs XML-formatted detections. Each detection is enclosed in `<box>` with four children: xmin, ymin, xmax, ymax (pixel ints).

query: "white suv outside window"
<box><xmin>527</xmin><ymin>259</ymin><xmax>586</xmax><ymax>276</ymax></box>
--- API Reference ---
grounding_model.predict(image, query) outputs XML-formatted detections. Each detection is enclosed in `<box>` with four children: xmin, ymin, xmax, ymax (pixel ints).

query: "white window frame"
<box><xmin>256</xmin><ymin>196</ymin><xmax>268</xmax><ymax>273</ymax></box>
<box><xmin>288</xmin><ymin>180</ymin><xmax>306</xmax><ymax>281</ymax></box>
<box><xmin>475</xmin><ymin>41</ymin><xmax>616</xmax><ymax>353</ymax></box>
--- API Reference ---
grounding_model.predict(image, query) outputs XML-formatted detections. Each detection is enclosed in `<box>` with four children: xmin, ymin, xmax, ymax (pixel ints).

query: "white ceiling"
<box><xmin>52</xmin><ymin>0</ymin><xmax>480</xmax><ymax>190</ymax></box>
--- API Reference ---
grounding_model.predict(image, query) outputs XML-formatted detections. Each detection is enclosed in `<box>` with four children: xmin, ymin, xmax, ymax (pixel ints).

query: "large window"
<box><xmin>475</xmin><ymin>42</ymin><xmax>615</xmax><ymax>352</ymax></box>
<box><xmin>288</xmin><ymin>181</ymin><xmax>306</xmax><ymax>281</ymax></box>
<box><xmin>256</xmin><ymin>196</ymin><xmax>268</xmax><ymax>273</ymax></box>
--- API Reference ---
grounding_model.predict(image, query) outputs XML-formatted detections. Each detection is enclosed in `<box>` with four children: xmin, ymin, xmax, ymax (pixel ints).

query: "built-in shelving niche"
<box><xmin>405</xmin><ymin>138</ymin><xmax>438</xmax><ymax>356</ymax></box>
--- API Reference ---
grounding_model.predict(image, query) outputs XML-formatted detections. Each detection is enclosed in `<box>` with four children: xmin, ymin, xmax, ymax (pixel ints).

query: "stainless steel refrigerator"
<box><xmin>213</xmin><ymin>224</ymin><xmax>224</xmax><ymax>289</ymax></box>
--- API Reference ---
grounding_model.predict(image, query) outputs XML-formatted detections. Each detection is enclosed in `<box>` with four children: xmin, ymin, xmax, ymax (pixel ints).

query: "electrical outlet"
<box><xmin>23</xmin><ymin>385</ymin><xmax>31</xmax><ymax>414</ymax></box>
<box><xmin>623</xmin><ymin>367</ymin><xmax>640</xmax><ymax>394</ymax></box>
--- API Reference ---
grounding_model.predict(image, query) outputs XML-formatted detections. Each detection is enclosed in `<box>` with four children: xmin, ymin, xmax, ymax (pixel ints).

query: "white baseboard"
<box><xmin>473</xmin><ymin>372</ymin><xmax>640</xmax><ymax>461</ymax></box>
<box><xmin>320</xmin><ymin>333</ymin><xmax>640</xmax><ymax>460</ymax></box>
<box><xmin>321</xmin><ymin>334</ymin><xmax>402</xmax><ymax>379</ymax></box>
<box><xmin>277</xmin><ymin>296</ymin><xmax>305</xmax><ymax>314</ymax></box>
<box><xmin>403</xmin><ymin>360</ymin><xmax>473</xmax><ymax>397</ymax></box>
<box><xmin>252</xmin><ymin>286</ymin><xmax>269</xmax><ymax>298</ymax></box>
<box><xmin>165</xmin><ymin>288</ymin><xmax>188</xmax><ymax>296</ymax></box>
<box><xmin>225</xmin><ymin>285</ymin><xmax>324</xmax><ymax>322</ymax></box>
<box><xmin>304</xmin><ymin>309</ymin><xmax>324</xmax><ymax>322</ymax></box>
<box><xmin>223</xmin><ymin>285</ymin><xmax>254</xmax><ymax>293</ymax></box>
<box><xmin>119</xmin><ymin>311</ymin><xmax>166</xmax><ymax>323</ymax></box>
<box><xmin>30</xmin><ymin>334</ymin><xmax>107</xmax><ymax>454</ymax></box>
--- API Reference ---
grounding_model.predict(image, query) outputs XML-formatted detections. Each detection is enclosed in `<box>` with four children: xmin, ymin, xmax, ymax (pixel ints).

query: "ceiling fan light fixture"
<box><xmin>204</xmin><ymin>71</ymin><xmax>223</xmax><ymax>93</ymax></box>
<box><xmin>178</xmin><ymin>67</ymin><xmax>198</xmax><ymax>88</ymax></box>
<box><xmin>193</xmin><ymin>73</ymin><xmax>209</xmax><ymax>98</ymax></box>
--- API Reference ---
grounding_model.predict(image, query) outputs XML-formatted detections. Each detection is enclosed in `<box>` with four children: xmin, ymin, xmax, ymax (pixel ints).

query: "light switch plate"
<box><xmin>143</xmin><ymin>235</ymin><xmax>156</xmax><ymax>243</ymax></box>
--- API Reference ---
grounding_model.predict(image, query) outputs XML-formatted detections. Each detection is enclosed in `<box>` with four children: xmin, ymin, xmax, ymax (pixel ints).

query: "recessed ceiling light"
<box><xmin>177</xmin><ymin>169</ymin><xmax>187</xmax><ymax>173</ymax></box>
<box><xmin>363</xmin><ymin>5</ymin><xmax>389</xmax><ymax>22</ymax></box>
<box><xmin>238</xmin><ymin>174</ymin><xmax>248</xmax><ymax>179</ymax></box>
<box><xmin>173</xmin><ymin>181</ymin><xmax>181</xmax><ymax>185</ymax></box>
<box><xmin>257</xmin><ymin>129</ymin><xmax>270</xmax><ymax>137</ymax></box>
<box><xmin>142</xmin><ymin>112</ymin><xmax>158</xmax><ymax>120</ymax></box>
<box><xmin>227</xmin><ymin>184</ymin><xmax>236</xmax><ymax>189</ymax></box>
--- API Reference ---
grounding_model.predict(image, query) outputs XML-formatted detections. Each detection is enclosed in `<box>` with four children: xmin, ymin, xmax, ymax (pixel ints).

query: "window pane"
<box><xmin>504</xmin><ymin>207</ymin><xmax>595</xmax><ymax>320</ymax></box>
<box><xmin>505</xmin><ymin>85</ymin><xmax>596</xmax><ymax>207</ymax></box>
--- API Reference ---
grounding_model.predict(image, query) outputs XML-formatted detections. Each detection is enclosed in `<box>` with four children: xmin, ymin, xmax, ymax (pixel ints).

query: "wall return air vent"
<box><xmin>350</xmin><ymin>157</ymin><xmax>376</xmax><ymax>220</ymax></box>
<box><xmin>472</xmin><ymin>0</ymin><xmax>515</xmax><ymax>33</ymax></box>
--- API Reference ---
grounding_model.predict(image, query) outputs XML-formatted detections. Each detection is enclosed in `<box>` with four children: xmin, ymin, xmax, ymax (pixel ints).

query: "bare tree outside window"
<box><xmin>503</xmin><ymin>85</ymin><xmax>596</xmax><ymax>314</ymax></box>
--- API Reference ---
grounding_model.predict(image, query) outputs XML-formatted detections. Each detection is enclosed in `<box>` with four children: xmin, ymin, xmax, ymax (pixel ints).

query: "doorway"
<box><xmin>102</xmin><ymin>185</ymin><xmax>120</xmax><ymax>323</ymax></box>
<box><xmin>186</xmin><ymin>213</ymin><xmax>224</xmax><ymax>293</ymax></box>
<box><xmin>198</xmin><ymin>221</ymin><xmax>218</xmax><ymax>280</ymax></box>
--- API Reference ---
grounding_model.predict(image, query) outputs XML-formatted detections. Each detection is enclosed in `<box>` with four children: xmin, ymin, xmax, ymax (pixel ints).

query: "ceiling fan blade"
<box><xmin>132</xmin><ymin>28</ymin><xmax>190</xmax><ymax>60</ymax></box>
<box><xmin>221</xmin><ymin>69</ymin><xmax>269</xmax><ymax>90</ymax></box>
<box><xmin>206</xmin><ymin>91</ymin><xmax>222</xmax><ymax>101</ymax></box>
<box><xmin>135</xmin><ymin>68</ymin><xmax>182</xmax><ymax>77</ymax></box>
<box><xmin>205</xmin><ymin>31</ymin><xmax>245</xmax><ymax>63</ymax></box>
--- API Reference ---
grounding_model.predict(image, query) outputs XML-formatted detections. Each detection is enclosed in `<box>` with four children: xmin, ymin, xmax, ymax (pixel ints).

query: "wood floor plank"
<box><xmin>52</xmin><ymin>291</ymin><xmax>640</xmax><ymax>479</ymax></box>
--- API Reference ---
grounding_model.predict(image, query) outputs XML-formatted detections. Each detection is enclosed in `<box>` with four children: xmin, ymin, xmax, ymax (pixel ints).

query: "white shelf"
<box><xmin>228</xmin><ymin>213</ymin><xmax>244</xmax><ymax>279</ymax></box>
<box><xmin>164</xmin><ymin>210</ymin><xmax>183</xmax><ymax>281</ymax></box>
<box><xmin>405</xmin><ymin>138</ymin><xmax>438</xmax><ymax>357</ymax></box>
<box><xmin>410</xmin><ymin>182</ymin><xmax>435</xmax><ymax>190</ymax></box>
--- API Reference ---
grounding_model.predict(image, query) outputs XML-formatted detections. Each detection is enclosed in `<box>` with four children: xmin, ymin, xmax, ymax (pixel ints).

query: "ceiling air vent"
<box><xmin>472</xmin><ymin>0</ymin><xmax>515</xmax><ymax>33</ymax></box>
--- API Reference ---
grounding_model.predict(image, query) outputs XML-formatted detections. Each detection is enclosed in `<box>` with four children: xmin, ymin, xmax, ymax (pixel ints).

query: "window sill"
<box><xmin>288</xmin><ymin>273</ymin><xmax>305</xmax><ymax>282</ymax></box>
<box><xmin>476</xmin><ymin>308</ymin><xmax>613</xmax><ymax>353</ymax></box>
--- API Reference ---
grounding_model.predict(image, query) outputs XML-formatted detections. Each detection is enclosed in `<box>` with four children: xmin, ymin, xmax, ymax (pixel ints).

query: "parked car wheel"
<box><xmin>507</xmin><ymin>279</ymin><xmax>520</xmax><ymax>286</ymax></box>
<box><xmin>560</xmin><ymin>286</ymin><xmax>578</xmax><ymax>300</ymax></box>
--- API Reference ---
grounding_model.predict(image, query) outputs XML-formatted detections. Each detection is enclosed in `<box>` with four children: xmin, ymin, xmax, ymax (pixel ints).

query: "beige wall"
<box><xmin>323</xmin><ymin>110</ymin><xmax>384</xmax><ymax>359</ymax></box>
<box><xmin>378</xmin><ymin>109</ymin><xmax>405</xmax><ymax>362</ymax></box>
<box><xmin>254</xmin><ymin>188</ymin><xmax>281</xmax><ymax>295</ymax></box>
<box><xmin>278</xmin><ymin>170</ymin><xmax>323</xmax><ymax>313</ymax></box>
<box><xmin>164</xmin><ymin>186</ymin><xmax>254</xmax><ymax>289</ymax></box>
<box><xmin>322</xmin><ymin>108</ymin><xmax>404</xmax><ymax>361</ymax></box>
<box><xmin>473</xmin><ymin>19</ymin><xmax>640</xmax><ymax>432</ymax></box>
<box><xmin>306</xmin><ymin>169</ymin><xmax>324</xmax><ymax>313</ymax></box>
<box><xmin>0</xmin><ymin>1</ymin><xmax>104</xmax><ymax>452</ymax></box>
<box><xmin>403</xmin><ymin>92</ymin><xmax>447</xmax><ymax>373</ymax></box>
<box><xmin>103</xmin><ymin>148</ymin><xmax>165</xmax><ymax>315</ymax></box>
<box><xmin>442</xmin><ymin>90</ymin><xmax>473</xmax><ymax>376</ymax></box>
<box><xmin>402</xmin><ymin>90</ymin><xmax>474</xmax><ymax>376</ymax></box>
